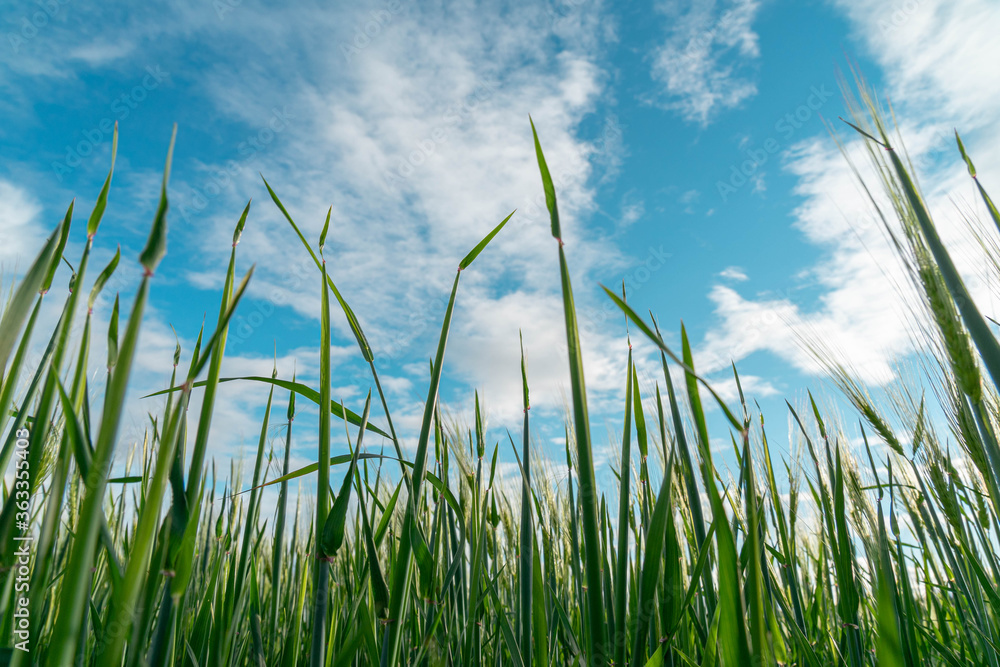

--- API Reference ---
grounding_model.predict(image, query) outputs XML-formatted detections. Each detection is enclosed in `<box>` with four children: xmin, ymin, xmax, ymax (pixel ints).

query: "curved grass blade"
<box><xmin>261</xmin><ymin>175</ymin><xmax>372</xmax><ymax>362</ymax></box>
<box><xmin>460</xmin><ymin>210</ymin><xmax>515</xmax><ymax>269</ymax></box>
<box><xmin>139</xmin><ymin>124</ymin><xmax>176</xmax><ymax>274</ymax></box>
<box><xmin>858</xmin><ymin>123</ymin><xmax>1000</xmax><ymax>400</ymax></box>
<box><xmin>956</xmin><ymin>131</ymin><xmax>1000</xmax><ymax>231</ymax></box>
<box><xmin>0</xmin><ymin>220</ymin><xmax>64</xmax><ymax>372</ymax></box>
<box><xmin>40</xmin><ymin>201</ymin><xmax>73</xmax><ymax>293</ymax></box>
<box><xmin>87</xmin><ymin>121</ymin><xmax>118</xmax><ymax>237</ymax></box>
<box><xmin>88</xmin><ymin>245</ymin><xmax>120</xmax><ymax>312</ymax></box>
<box><xmin>529</xmin><ymin>116</ymin><xmax>560</xmax><ymax>239</ymax></box>
<box><xmin>229</xmin><ymin>452</ymin><xmax>405</xmax><ymax>496</ymax></box>
<box><xmin>144</xmin><ymin>375</ymin><xmax>389</xmax><ymax>439</ymax></box>
<box><xmin>603</xmin><ymin>288</ymin><xmax>744</xmax><ymax>433</ymax></box>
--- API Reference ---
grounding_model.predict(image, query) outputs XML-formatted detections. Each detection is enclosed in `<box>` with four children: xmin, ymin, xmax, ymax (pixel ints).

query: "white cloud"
<box><xmin>649</xmin><ymin>0</ymin><xmax>762</xmax><ymax>125</ymax></box>
<box><xmin>698</xmin><ymin>0</ymin><xmax>1000</xmax><ymax>386</ymax></box>
<box><xmin>618</xmin><ymin>194</ymin><xmax>645</xmax><ymax>228</ymax></box>
<box><xmin>718</xmin><ymin>266</ymin><xmax>748</xmax><ymax>281</ymax></box>
<box><xmin>68</xmin><ymin>41</ymin><xmax>136</xmax><ymax>66</ymax></box>
<box><xmin>679</xmin><ymin>188</ymin><xmax>701</xmax><ymax>213</ymax></box>
<box><xmin>448</xmin><ymin>288</ymin><xmax>632</xmax><ymax>425</ymax></box>
<box><xmin>0</xmin><ymin>180</ymin><xmax>44</xmax><ymax>268</ymax></box>
<box><xmin>144</xmin><ymin>1</ymin><xmax>638</xmax><ymax>456</ymax></box>
<box><xmin>831</xmin><ymin>0</ymin><xmax>1000</xmax><ymax>129</ymax></box>
<box><xmin>0</xmin><ymin>1</ymin><xmax>647</xmax><ymax>470</ymax></box>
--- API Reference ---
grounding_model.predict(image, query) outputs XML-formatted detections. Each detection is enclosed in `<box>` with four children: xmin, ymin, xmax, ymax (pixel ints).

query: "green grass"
<box><xmin>3</xmin><ymin>81</ymin><xmax>1000</xmax><ymax>667</ymax></box>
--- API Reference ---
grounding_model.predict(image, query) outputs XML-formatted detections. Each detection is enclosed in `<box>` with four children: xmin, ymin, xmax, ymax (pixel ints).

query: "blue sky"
<box><xmin>3</xmin><ymin>0</ymin><xmax>1000</xmax><ymax>495</ymax></box>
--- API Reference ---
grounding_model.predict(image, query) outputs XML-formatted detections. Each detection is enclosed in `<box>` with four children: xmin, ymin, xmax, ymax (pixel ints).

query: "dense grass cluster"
<box><xmin>3</xmin><ymin>84</ymin><xmax>1000</xmax><ymax>666</ymax></box>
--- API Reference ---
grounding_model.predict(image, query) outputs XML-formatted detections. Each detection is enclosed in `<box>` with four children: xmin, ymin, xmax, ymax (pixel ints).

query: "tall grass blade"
<box><xmin>531</xmin><ymin>119</ymin><xmax>608</xmax><ymax>666</ymax></box>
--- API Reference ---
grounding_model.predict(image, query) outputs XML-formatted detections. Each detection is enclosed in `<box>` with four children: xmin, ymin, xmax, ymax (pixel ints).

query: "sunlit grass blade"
<box><xmin>184</xmin><ymin>199</ymin><xmax>251</xmax><ymax>508</ymax></box>
<box><xmin>956</xmin><ymin>131</ymin><xmax>1000</xmax><ymax>231</ymax></box>
<box><xmin>602</xmin><ymin>289</ymin><xmax>744</xmax><ymax>433</ymax></box>
<box><xmin>517</xmin><ymin>332</ymin><xmax>533</xmax><ymax>666</ymax></box>
<box><xmin>876</xmin><ymin>462</ymin><xmax>906</xmax><ymax>667</ymax></box>
<box><xmin>102</xmin><ymin>269</ymin><xmax>254</xmax><ymax>666</ymax></box>
<box><xmin>531</xmin><ymin>119</ymin><xmax>608</xmax><ymax>666</ymax></box>
<box><xmin>48</xmin><ymin>126</ymin><xmax>176</xmax><ymax>666</ymax></box>
<box><xmin>323</xmin><ymin>393</ymin><xmax>371</xmax><ymax>557</ymax></box>
<box><xmin>87</xmin><ymin>121</ymin><xmax>118</xmax><ymax>236</ymax></box>
<box><xmin>0</xmin><ymin>299</ymin><xmax>41</xmax><ymax>471</ymax></box>
<box><xmin>614</xmin><ymin>352</ymin><xmax>634</xmax><ymax>667</ymax></box>
<box><xmin>379</xmin><ymin>210</ymin><xmax>511</xmax><ymax>666</ymax></box>
<box><xmin>310</xmin><ymin>251</ymin><xmax>334</xmax><ymax>667</ymax></box>
<box><xmin>39</xmin><ymin>201</ymin><xmax>72</xmax><ymax>294</ymax></box>
<box><xmin>238</xmin><ymin>452</ymin><xmax>404</xmax><ymax>494</ymax></box>
<box><xmin>631</xmin><ymin>451</ymin><xmax>673</xmax><ymax>667</ymax></box>
<box><xmin>262</xmin><ymin>175</ymin><xmax>412</xmax><ymax>481</ymax></box>
<box><xmin>852</xmin><ymin>119</ymin><xmax>1000</xmax><ymax>398</ymax></box>
<box><xmin>0</xmin><ymin>218</ymin><xmax>64</xmax><ymax>373</ymax></box>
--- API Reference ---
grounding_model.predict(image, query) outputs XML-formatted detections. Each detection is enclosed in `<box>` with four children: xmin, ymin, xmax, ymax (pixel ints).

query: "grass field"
<box><xmin>2</xmin><ymin>81</ymin><xmax>1000</xmax><ymax>667</ymax></box>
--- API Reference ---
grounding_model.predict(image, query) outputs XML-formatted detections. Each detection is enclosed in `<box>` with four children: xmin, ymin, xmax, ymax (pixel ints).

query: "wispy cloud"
<box><xmin>718</xmin><ymin>266</ymin><xmax>748</xmax><ymax>281</ymax></box>
<box><xmin>186</xmin><ymin>2</ymin><xmax>629</xmax><ymax>426</ymax></box>
<box><xmin>617</xmin><ymin>192</ymin><xmax>645</xmax><ymax>228</ymax></box>
<box><xmin>0</xmin><ymin>0</ymin><xmax>638</xmax><ymax>465</ymax></box>
<box><xmin>649</xmin><ymin>0</ymin><xmax>762</xmax><ymax>125</ymax></box>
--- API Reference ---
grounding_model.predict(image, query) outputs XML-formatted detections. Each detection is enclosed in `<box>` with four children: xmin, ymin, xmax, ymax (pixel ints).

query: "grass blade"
<box><xmin>531</xmin><ymin>119</ymin><xmax>608</xmax><ymax>666</ymax></box>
